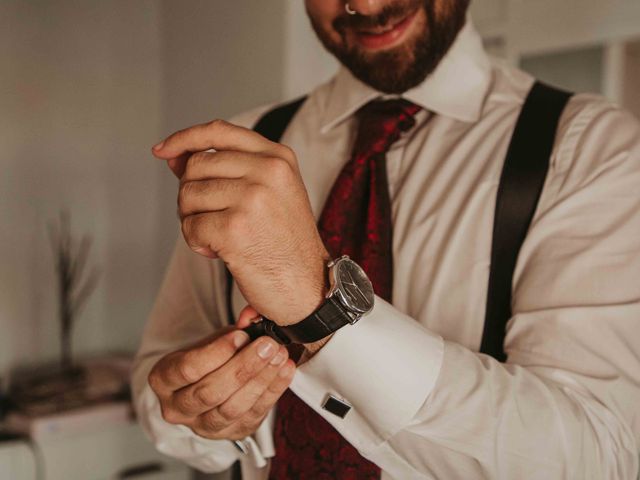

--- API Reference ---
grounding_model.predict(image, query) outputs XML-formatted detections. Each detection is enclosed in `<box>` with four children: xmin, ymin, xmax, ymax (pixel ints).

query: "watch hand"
<box><xmin>344</xmin><ymin>270</ymin><xmax>369</xmax><ymax>304</ymax></box>
<box><xmin>355</xmin><ymin>287</ymin><xmax>368</xmax><ymax>303</ymax></box>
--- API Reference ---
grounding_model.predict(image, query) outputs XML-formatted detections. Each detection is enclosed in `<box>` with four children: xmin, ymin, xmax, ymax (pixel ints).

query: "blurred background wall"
<box><xmin>1</xmin><ymin>0</ymin><xmax>166</xmax><ymax>377</ymax></box>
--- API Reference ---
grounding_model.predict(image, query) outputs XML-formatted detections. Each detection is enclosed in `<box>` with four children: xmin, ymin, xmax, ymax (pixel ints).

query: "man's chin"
<box><xmin>349</xmin><ymin>67</ymin><xmax>427</xmax><ymax>95</ymax></box>
<box><xmin>339</xmin><ymin>48</ymin><xmax>425</xmax><ymax>94</ymax></box>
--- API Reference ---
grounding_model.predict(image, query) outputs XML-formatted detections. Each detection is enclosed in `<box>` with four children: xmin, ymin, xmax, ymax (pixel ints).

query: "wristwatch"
<box><xmin>243</xmin><ymin>255</ymin><xmax>375</xmax><ymax>345</ymax></box>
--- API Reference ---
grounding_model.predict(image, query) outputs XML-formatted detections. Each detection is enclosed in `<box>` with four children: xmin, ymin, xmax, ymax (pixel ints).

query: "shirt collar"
<box><xmin>320</xmin><ymin>17</ymin><xmax>492</xmax><ymax>133</ymax></box>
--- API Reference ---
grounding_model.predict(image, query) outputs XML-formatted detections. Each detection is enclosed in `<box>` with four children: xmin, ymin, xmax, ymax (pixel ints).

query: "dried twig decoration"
<box><xmin>47</xmin><ymin>211</ymin><xmax>100</xmax><ymax>371</ymax></box>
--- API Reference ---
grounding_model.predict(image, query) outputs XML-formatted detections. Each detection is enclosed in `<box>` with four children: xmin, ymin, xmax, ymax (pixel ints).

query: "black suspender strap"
<box><xmin>252</xmin><ymin>97</ymin><xmax>308</xmax><ymax>146</ymax></box>
<box><xmin>224</xmin><ymin>96</ymin><xmax>307</xmax><ymax>329</ymax></box>
<box><xmin>480</xmin><ymin>81</ymin><xmax>573</xmax><ymax>362</ymax></box>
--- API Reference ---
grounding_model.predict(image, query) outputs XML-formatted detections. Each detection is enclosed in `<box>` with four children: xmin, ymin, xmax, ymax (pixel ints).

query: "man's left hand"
<box><xmin>152</xmin><ymin>119</ymin><xmax>330</xmax><ymax>326</ymax></box>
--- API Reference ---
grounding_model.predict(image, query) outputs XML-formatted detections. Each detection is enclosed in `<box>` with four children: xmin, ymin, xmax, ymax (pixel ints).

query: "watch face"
<box><xmin>335</xmin><ymin>258</ymin><xmax>374</xmax><ymax>314</ymax></box>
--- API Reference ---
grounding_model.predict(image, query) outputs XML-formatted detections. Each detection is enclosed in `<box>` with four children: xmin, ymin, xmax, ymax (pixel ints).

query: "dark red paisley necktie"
<box><xmin>269</xmin><ymin>99</ymin><xmax>421</xmax><ymax>480</ymax></box>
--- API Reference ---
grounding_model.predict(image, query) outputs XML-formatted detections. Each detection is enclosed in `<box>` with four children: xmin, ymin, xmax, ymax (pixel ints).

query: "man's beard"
<box><xmin>309</xmin><ymin>0</ymin><xmax>470</xmax><ymax>94</ymax></box>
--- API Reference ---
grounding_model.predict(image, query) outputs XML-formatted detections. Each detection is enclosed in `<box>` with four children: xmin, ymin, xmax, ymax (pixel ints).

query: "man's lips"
<box><xmin>352</xmin><ymin>10</ymin><xmax>419</xmax><ymax>50</ymax></box>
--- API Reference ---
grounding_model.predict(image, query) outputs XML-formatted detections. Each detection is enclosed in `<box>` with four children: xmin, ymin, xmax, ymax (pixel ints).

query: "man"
<box><xmin>132</xmin><ymin>0</ymin><xmax>640</xmax><ymax>478</ymax></box>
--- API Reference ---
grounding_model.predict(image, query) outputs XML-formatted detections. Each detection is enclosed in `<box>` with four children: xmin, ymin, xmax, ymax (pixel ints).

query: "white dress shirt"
<box><xmin>132</xmin><ymin>21</ymin><xmax>640</xmax><ymax>480</ymax></box>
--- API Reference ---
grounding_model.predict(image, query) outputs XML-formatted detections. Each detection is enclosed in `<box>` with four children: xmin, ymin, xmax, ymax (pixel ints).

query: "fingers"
<box><xmin>180</xmin><ymin>150</ymin><xmax>267</xmax><ymax>182</ymax></box>
<box><xmin>170</xmin><ymin>337</ymin><xmax>281</xmax><ymax>417</ymax></box>
<box><xmin>178</xmin><ymin>178</ymin><xmax>247</xmax><ymax>218</ymax></box>
<box><xmin>154</xmin><ymin>329</ymin><xmax>297</xmax><ymax>441</ymax></box>
<box><xmin>247</xmin><ymin>359</ymin><xmax>295</xmax><ymax>418</ymax></box>
<box><xmin>163</xmin><ymin>149</ymin><xmax>249</xmax><ymax>181</ymax></box>
<box><xmin>166</xmin><ymin>153</ymin><xmax>191</xmax><ymax>179</ymax></box>
<box><xmin>177</xmin><ymin>151</ymin><xmax>293</xmax><ymax>230</ymax></box>
<box><xmin>152</xmin><ymin>119</ymin><xmax>281</xmax><ymax>161</ymax></box>
<box><xmin>180</xmin><ymin>211</ymin><xmax>233</xmax><ymax>255</ymax></box>
<box><xmin>199</xmin><ymin>358</ymin><xmax>296</xmax><ymax>440</ymax></box>
<box><xmin>152</xmin><ymin>121</ymin><xmax>298</xmax><ymax>181</ymax></box>
<box><xmin>148</xmin><ymin>329</ymin><xmax>249</xmax><ymax>395</ymax></box>
<box><xmin>195</xmin><ymin>346</ymin><xmax>289</xmax><ymax>430</ymax></box>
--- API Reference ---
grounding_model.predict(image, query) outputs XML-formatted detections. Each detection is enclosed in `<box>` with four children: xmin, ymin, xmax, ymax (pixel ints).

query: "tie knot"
<box><xmin>355</xmin><ymin>99</ymin><xmax>422</xmax><ymax>154</ymax></box>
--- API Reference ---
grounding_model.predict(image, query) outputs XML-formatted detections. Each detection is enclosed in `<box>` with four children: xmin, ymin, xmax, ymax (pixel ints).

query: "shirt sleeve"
<box><xmin>291</xmin><ymin>97</ymin><xmax>640</xmax><ymax>479</ymax></box>
<box><xmin>131</xmin><ymin>238</ymin><xmax>244</xmax><ymax>473</ymax></box>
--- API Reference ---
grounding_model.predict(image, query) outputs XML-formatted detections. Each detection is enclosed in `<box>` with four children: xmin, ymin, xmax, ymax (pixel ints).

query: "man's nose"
<box><xmin>348</xmin><ymin>0</ymin><xmax>388</xmax><ymax>16</ymax></box>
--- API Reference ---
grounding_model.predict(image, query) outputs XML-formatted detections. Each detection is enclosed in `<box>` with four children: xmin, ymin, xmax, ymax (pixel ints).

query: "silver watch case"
<box><xmin>326</xmin><ymin>255</ymin><xmax>375</xmax><ymax>324</ymax></box>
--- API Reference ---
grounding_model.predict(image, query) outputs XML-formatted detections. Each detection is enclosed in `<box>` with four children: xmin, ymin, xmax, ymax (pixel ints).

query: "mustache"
<box><xmin>333</xmin><ymin>0</ymin><xmax>423</xmax><ymax>32</ymax></box>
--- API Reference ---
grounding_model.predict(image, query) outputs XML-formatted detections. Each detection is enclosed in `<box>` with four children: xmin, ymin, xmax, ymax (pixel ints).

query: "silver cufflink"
<box><xmin>232</xmin><ymin>439</ymin><xmax>249</xmax><ymax>454</ymax></box>
<box><xmin>322</xmin><ymin>394</ymin><xmax>352</xmax><ymax>418</ymax></box>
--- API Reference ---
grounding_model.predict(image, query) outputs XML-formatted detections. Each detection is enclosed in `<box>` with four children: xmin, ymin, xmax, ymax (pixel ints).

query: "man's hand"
<box><xmin>152</xmin><ymin>120</ymin><xmax>330</xmax><ymax>326</ymax></box>
<box><xmin>148</xmin><ymin>323</ymin><xmax>295</xmax><ymax>441</ymax></box>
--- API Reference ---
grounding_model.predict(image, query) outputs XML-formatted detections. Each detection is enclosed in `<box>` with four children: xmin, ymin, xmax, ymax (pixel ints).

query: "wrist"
<box><xmin>275</xmin><ymin>251</ymin><xmax>330</xmax><ymax>327</ymax></box>
<box><xmin>243</xmin><ymin>254</ymin><xmax>373</xmax><ymax>349</ymax></box>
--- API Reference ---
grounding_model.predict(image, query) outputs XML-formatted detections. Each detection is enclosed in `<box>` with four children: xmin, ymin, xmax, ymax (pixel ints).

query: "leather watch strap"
<box><xmin>279</xmin><ymin>296</ymin><xmax>349</xmax><ymax>343</ymax></box>
<box><xmin>243</xmin><ymin>297</ymin><xmax>350</xmax><ymax>345</ymax></box>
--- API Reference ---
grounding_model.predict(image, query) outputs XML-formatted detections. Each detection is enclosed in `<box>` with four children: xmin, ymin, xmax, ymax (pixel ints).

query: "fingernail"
<box><xmin>257</xmin><ymin>340</ymin><xmax>276</xmax><ymax>359</ymax></box>
<box><xmin>232</xmin><ymin>331</ymin><xmax>249</xmax><ymax>349</ymax></box>
<box><xmin>270</xmin><ymin>349</ymin><xmax>287</xmax><ymax>366</ymax></box>
<box><xmin>152</xmin><ymin>140</ymin><xmax>164</xmax><ymax>150</ymax></box>
<box><xmin>279</xmin><ymin>363</ymin><xmax>294</xmax><ymax>378</ymax></box>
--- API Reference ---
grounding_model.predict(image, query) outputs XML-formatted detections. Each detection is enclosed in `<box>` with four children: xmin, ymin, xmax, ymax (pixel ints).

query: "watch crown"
<box><xmin>328</xmin><ymin>255</ymin><xmax>350</xmax><ymax>269</ymax></box>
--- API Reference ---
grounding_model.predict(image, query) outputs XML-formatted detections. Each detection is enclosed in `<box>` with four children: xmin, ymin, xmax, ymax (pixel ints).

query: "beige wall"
<box><xmin>0</xmin><ymin>0</ymin><xmax>297</xmax><ymax>377</ymax></box>
<box><xmin>0</xmin><ymin>0</ymin><xmax>165</xmax><ymax>375</ymax></box>
<box><xmin>282</xmin><ymin>1</ymin><xmax>338</xmax><ymax>99</ymax></box>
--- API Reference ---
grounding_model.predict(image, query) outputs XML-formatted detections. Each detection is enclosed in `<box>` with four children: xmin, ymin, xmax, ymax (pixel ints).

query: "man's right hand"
<box><xmin>148</xmin><ymin>324</ymin><xmax>295</xmax><ymax>441</ymax></box>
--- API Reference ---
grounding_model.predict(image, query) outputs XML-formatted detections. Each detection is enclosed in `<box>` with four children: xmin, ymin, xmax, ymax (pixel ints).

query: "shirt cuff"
<box><xmin>291</xmin><ymin>296</ymin><xmax>444</xmax><ymax>451</ymax></box>
<box><xmin>136</xmin><ymin>383</ymin><xmax>240</xmax><ymax>473</ymax></box>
